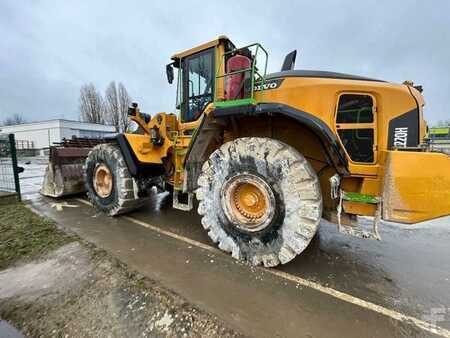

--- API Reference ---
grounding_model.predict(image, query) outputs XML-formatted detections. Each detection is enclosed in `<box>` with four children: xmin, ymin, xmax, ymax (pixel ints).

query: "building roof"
<box><xmin>2</xmin><ymin>119</ymin><xmax>109</xmax><ymax>128</ymax></box>
<box><xmin>0</xmin><ymin>119</ymin><xmax>116</xmax><ymax>132</ymax></box>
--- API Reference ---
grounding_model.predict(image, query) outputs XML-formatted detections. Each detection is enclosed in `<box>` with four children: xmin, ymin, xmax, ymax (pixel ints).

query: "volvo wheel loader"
<box><xmin>42</xmin><ymin>36</ymin><xmax>450</xmax><ymax>267</ymax></box>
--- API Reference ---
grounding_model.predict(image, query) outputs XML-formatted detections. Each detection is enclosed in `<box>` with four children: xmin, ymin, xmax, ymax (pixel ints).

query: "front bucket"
<box><xmin>41</xmin><ymin>147</ymin><xmax>91</xmax><ymax>198</ymax></box>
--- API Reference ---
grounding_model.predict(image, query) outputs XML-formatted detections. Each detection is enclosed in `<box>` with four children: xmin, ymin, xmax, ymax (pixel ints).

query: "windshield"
<box><xmin>182</xmin><ymin>49</ymin><xmax>214</xmax><ymax>122</ymax></box>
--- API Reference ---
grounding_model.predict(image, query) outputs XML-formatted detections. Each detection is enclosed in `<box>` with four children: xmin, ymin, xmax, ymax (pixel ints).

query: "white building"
<box><xmin>0</xmin><ymin>119</ymin><xmax>116</xmax><ymax>151</ymax></box>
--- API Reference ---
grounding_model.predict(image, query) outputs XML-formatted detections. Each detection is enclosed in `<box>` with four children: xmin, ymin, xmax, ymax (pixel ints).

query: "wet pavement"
<box><xmin>0</xmin><ymin>320</ymin><xmax>26</xmax><ymax>338</ymax></box>
<box><xmin>137</xmin><ymin>195</ymin><xmax>450</xmax><ymax>318</ymax></box>
<box><xmin>20</xmin><ymin>159</ymin><xmax>450</xmax><ymax>337</ymax></box>
<box><xmin>25</xmin><ymin>193</ymin><xmax>448</xmax><ymax>338</ymax></box>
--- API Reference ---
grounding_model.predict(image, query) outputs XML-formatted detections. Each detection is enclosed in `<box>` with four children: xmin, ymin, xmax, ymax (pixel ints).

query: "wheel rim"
<box><xmin>221</xmin><ymin>173</ymin><xmax>276</xmax><ymax>232</ymax></box>
<box><xmin>93</xmin><ymin>164</ymin><xmax>113</xmax><ymax>198</ymax></box>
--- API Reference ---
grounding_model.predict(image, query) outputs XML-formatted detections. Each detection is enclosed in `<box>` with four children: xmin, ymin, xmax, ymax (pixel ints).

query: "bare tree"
<box><xmin>118</xmin><ymin>82</ymin><xmax>132</xmax><ymax>132</ymax></box>
<box><xmin>79</xmin><ymin>83</ymin><xmax>105</xmax><ymax>124</ymax></box>
<box><xmin>3</xmin><ymin>113</ymin><xmax>27</xmax><ymax>126</ymax></box>
<box><xmin>104</xmin><ymin>81</ymin><xmax>120</xmax><ymax>131</ymax></box>
<box><xmin>104</xmin><ymin>82</ymin><xmax>132</xmax><ymax>132</ymax></box>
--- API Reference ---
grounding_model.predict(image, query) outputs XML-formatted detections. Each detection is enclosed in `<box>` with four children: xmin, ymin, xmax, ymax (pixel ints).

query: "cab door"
<box><xmin>180</xmin><ymin>48</ymin><xmax>215</xmax><ymax>124</ymax></box>
<box><xmin>335</xmin><ymin>93</ymin><xmax>378</xmax><ymax>176</ymax></box>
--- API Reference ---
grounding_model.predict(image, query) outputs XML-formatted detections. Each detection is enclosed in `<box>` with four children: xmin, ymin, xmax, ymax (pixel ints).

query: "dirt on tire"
<box><xmin>84</xmin><ymin>143</ymin><xmax>149</xmax><ymax>216</ymax></box>
<box><xmin>196</xmin><ymin>137</ymin><xmax>322</xmax><ymax>267</ymax></box>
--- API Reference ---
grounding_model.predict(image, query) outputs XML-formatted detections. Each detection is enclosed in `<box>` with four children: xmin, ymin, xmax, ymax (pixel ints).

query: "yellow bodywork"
<box><xmin>122</xmin><ymin>36</ymin><xmax>450</xmax><ymax>224</ymax></box>
<box><xmin>125</xmin><ymin>112</ymin><xmax>177</xmax><ymax>164</ymax></box>
<box><xmin>383</xmin><ymin>150</ymin><xmax>450</xmax><ymax>223</ymax></box>
<box><xmin>254</xmin><ymin>77</ymin><xmax>422</xmax><ymax>176</ymax></box>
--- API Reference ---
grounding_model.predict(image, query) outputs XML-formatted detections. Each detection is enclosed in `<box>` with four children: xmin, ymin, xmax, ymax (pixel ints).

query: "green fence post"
<box><xmin>9</xmin><ymin>133</ymin><xmax>21</xmax><ymax>201</ymax></box>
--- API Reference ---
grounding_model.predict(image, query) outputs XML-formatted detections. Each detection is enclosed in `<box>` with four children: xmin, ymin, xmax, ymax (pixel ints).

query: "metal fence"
<box><xmin>15</xmin><ymin>139</ymin><xmax>34</xmax><ymax>150</ymax></box>
<box><xmin>429</xmin><ymin>140</ymin><xmax>450</xmax><ymax>155</ymax></box>
<box><xmin>0</xmin><ymin>134</ymin><xmax>21</xmax><ymax>200</ymax></box>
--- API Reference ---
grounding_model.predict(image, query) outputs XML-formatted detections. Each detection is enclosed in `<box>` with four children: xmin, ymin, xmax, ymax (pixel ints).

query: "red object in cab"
<box><xmin>225</xmin><ymin>55</ymin><xmax>251</xmax><ymax>100</ymax></box>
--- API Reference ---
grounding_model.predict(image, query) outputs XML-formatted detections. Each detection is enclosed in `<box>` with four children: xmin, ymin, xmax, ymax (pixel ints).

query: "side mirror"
<box><xmin>166</xmin><ymin>63</ymin><xmax>174</xmax><ymax>84</ymax></box>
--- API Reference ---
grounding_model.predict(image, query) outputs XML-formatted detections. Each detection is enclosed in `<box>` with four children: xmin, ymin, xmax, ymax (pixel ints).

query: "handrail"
<box><xmin>215</xmin><ymin>43</ymin><xmax>268</xmax><ymax>104</ymax></box>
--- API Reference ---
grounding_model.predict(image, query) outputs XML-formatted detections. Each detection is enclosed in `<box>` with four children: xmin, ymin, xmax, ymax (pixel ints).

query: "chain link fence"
<box><xmin>0</xmin><ymin>134</ymin><xmax>21</xmax><ymax>200</ymax></box>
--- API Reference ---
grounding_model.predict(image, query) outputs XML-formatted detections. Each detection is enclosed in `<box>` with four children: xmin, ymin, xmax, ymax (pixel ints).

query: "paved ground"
<box><xmin>17</xmin><ymin>158</ymin><xmax>450</xmax><ymax>337</ymax></box>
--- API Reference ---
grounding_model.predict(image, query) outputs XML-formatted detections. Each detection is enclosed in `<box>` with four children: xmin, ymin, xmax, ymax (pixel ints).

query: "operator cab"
<box><xmin>166</xmin><ymin>36</ymin><xmax>268</xmax><ymax>123</ymax></box>
<box><xmin>167</xmin><ymin>36</ymin><xmax>233</xmax><ymax>123</ymax></box>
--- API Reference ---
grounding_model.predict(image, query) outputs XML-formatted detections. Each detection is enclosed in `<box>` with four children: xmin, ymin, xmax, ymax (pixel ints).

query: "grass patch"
<box><xmin>0</xmin><ymin>201</ymin><xmax>75</xmax><ymax>269</ymax></box>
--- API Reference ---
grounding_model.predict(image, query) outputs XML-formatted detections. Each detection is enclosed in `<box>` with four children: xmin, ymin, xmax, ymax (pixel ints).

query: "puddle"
<box><xmin>0</xmin><ymin>320</ymin><xmax>26</xmax><ymax>338</ymax></box>
<box><xmin>0</xmin><ymin>242</ymin><xmax>93</xmax><ymax>301</ymax></box>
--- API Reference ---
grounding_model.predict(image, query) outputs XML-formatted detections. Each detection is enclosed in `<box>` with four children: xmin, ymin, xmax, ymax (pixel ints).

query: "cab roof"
<box><xmin>171</xmin><ymin>35</ymin><xmax>231</xmax><ymax>60</ymax></box>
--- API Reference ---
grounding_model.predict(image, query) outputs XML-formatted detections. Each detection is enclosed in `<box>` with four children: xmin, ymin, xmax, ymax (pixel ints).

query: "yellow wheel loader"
<box><xmin>42</xmin><ymin>36</ymin><xmax>450</xmax><ymax>267</ymax></box>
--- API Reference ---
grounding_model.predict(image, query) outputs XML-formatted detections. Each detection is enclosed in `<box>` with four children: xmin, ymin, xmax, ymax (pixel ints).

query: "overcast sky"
<box><xmin>1</xmin><ymin>0</ymin><xmax>449</xmax><ymax>124</ymax></box>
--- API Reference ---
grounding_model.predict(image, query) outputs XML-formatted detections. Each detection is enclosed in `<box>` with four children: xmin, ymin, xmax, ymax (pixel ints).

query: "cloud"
<box><xmin>0</xmin><ymin>0</ymin><xmax>449</xmax><ymax>123</ymax></box>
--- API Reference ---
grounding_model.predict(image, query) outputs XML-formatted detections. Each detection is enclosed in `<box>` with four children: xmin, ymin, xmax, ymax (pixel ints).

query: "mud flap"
<box><xmin>383</xmin><ymin>150</ymin><xmax>450</xmax><ymax>223</ymax></box>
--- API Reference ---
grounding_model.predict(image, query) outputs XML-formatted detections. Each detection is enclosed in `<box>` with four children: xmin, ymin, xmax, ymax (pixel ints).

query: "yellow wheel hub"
<box><xmin>93</xmin><ymin>164</ymin><xmax>113</xmax><ymax>198</ymax></box>
<box><xmin>221</xmin><ymin>173</ymin><xmax>276</xmax><ymax>232</ymax></box>
<box><xmin>233</xmin><ymin>183</ymin><xmax>267</xmax><ymax>220</ymax></box>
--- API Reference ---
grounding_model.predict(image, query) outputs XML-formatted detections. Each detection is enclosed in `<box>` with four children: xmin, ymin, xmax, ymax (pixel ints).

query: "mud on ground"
<box><xmin>0</xmin><ymin>203</ymin><xmax>243</xmax><ymax>338</ymax></box>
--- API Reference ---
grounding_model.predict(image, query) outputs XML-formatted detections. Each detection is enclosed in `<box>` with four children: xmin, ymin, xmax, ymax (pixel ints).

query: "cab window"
<box><xmin>338</xmin><ymin>129</ymin><xmax>374</xmax><ymax>163</ymax></box>
<box><xmin>336</xmin><ymin>94</ymin><xmax>376</xmax><ymax>163</ymax></box>
<box><xmin>182</xmin><ymin>49</ymin><xmax>214</xmax><ymax>122</ymax></box>
<box><xmin>337</xmin><ymin>94</ymin><xmax>373</xmax><ymax>123</ymax></box>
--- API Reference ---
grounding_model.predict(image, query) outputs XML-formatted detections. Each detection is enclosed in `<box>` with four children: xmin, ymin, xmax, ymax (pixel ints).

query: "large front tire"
<box><xmin>196</xmin><ymin>137</ymin><xmax>322</xmax><ymax>267</ymax></box>
<box><xmin>84</xmin><ymin>143</ymin><xmax>148</xmax><ymax>216</ymax></box>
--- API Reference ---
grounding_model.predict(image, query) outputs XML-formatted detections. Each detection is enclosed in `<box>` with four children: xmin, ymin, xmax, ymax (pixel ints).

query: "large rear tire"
<box><xmin>196</xmin><ymin>137</ymin><xmax>322</xmax><ymax>267</ymax></box>
<box><xmin>84</xmin><ymin>143</ymin><xmax>148</xmax><ymax>216</ymax></box>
